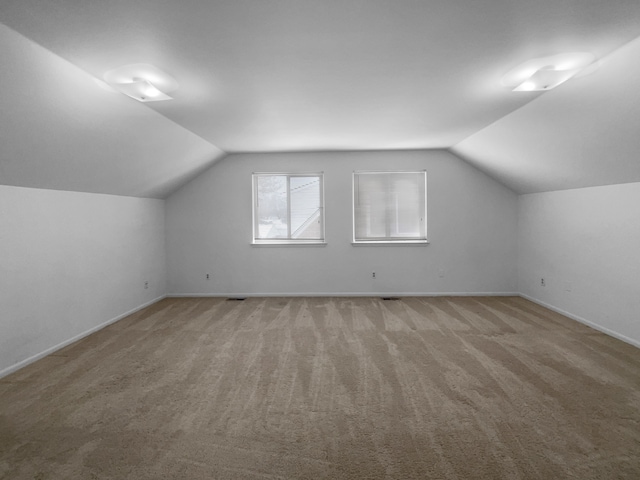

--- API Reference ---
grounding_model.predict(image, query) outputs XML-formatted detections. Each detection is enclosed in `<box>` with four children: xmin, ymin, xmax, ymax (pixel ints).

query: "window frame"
<box><xmin>352</xmin><ymin>170</ymin><xmax>428</xmax><ymax>245</ymax></box>
<box><xmin>252</xmin><ymin>172</ymin><xmax>326</xmax><ymax>245</ymax></box>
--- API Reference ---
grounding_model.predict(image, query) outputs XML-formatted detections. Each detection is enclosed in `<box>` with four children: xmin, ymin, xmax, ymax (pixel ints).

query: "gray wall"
<box><xmin>518</xmin><ymin>182</ymin><xmax>640</xmax><ymax>347</ymax></box>
<box><xmin>166</xmin><ymin>150</ymin><xmax>518</xmax><ymax>296</ymax></box>
<box><xmin>0</xmin><ymin>185</ymin><xmax>166</xmax><ymax>376</ymax></box>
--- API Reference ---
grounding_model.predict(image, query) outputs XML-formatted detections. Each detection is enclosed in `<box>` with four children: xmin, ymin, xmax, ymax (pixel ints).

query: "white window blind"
<box><xmin>353</xmin><ymin>171</ymin><xmax>427</xmax><ymax>243</ymax></box>
<box><xmin>253</xmin><ymin>173</ymin><xmax>324</xmax><ymax>244</ymax></box>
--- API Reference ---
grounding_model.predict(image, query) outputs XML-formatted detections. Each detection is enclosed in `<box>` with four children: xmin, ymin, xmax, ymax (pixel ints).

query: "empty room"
<box><xmin>1</xmin><ymin>0</ymin><xmax>640</xmax><ymax>478</ymax></box>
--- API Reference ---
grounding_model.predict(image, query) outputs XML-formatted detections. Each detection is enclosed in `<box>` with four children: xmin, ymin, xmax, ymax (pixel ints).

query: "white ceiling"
<box><xmin>1</xmin><ymin>0</ymin><xmax>640</xmax><ymax>197</ymax></box>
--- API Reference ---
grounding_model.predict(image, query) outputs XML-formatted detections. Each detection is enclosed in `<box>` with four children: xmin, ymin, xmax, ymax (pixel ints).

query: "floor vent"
<box><xmin>381</xmin><ymin>297</ymin><xmax>401</xmax><ymax>301</ymax></box>
<box><xmin>226</xmin><ymin>297</ymin><xmax>246</xmax><ymax>301</ymax></box>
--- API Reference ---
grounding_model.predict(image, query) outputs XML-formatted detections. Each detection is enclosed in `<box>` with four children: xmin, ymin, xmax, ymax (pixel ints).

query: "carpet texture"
<box><xmin>1</xmin><ymin>296</ymin><xmax>640</xmax><ymax>479</ymax></box>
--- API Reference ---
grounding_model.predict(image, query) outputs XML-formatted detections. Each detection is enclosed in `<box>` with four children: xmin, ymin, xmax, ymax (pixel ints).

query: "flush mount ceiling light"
<box><xmin>103</xmin><ymin>63</ymin><xmax>178</xmax><ymax>102</ymax></box>
<box><xmin>501</xmin><ymin>52</ymin><xmax>596</xmax><ymax>92</ymax></box>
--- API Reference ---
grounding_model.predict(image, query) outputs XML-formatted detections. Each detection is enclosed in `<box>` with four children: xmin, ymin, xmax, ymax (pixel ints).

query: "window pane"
<box><xmin>353</xmin><ymin>171</ymin><xmax>426</xmax><ymax>242</ymax></box>
<box><xmin>389</xmin><ymin>174</ymin><xmax>422</xmax><ymax>237</ymax></box>
<box><xmin>253</xmin><ymin>173</ymin><xmax>324</xmax><ymax>243</ymax></box>
<box><xmin>256</xmin><ymin>175</ymin><xmax>287</xmax><ymax>239</ymax></box>
<box><xmin>290</xmin><ymin>176</ymin><xmax>322</xmax><ymax>239</ymax></box>
<box><xmin>354</xmin><ymin>174</ymin><xmax>386</xmax><ymax>239</ymax></box>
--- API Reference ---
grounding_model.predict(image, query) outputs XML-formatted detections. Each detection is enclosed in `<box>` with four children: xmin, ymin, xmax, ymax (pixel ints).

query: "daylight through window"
<box><xmin>253</xmin><ymin>173</ymin><xmax>324</xmax><ymax>244</ymax></box>
<box><xmin>353</xmin><ymin>171</ymin><xmax>427</xmax><ymax>243</ymax></box>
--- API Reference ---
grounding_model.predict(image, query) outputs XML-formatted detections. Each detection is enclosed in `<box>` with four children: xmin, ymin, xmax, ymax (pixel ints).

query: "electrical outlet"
<box><xmin>372</xmin><ymin>272</ymin><xmax>376</xmax><ymax>279</ymax></box>
<box><xmin>206</xmin><ymin>273</ymin><xmax>210</xmax><ymax>280</ymax></box>
<box><xmin>540</xmin><ymin>278</ymin><xmax>545</xmax><ymax>287</ymax></box>
<box><xmin>144</xmin><ymin>281</ymin><xmax>149</xmax><ymax>289</ymax></box>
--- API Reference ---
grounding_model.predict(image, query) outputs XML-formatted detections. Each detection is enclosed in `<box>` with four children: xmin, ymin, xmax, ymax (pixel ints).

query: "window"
<box><xmin>353</xmin><ymin>171</ymin><xmax>427</xmax><ymax>243</ymax></box>
<box><xmin>253</xmin><ymin>173</ymin><xmax>325</xmax><ymax>244</ymax></box>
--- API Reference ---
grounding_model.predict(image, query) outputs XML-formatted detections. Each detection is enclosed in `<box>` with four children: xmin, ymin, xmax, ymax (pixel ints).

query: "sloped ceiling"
<box><xmin>0</xmin><ymin>24</ymin><xmax>225</xmax><ymax>198</ymax></box>
<box><xmin>1</xmin><ymin>0</ymin><xmax>640</xmax><ymax>197</ymax></box>
<box><xmin>452</xmin><ymin>35</ymin><xmax>640</xmax><ymax>194</ymax></box>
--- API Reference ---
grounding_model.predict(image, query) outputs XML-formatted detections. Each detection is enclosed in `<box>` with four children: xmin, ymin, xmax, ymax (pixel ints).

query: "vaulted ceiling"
<box><xmin>1</xmin><ymin>0</ymin><xmax>640</xmax><ymax>197</ymax></box>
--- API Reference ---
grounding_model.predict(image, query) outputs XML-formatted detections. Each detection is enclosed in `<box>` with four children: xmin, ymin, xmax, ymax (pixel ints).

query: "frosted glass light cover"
<box><xmin>115</xmin><ymin>79</ymin><xmax>173</xmax><ymax>102</ymax></box>
<box><xmin>104</xmin><ymin>64</ymin><xmax>178</xmax><ymax>102</ymax></box>
<box><xmin>512</xmin><ymin>67</ymin><xmax>580</xmax><ymax>91</ymax></box>
<box><xmin>501</xmin><ymin>53</ymin><xmax>596</xmax><ymax>92</ymax></box>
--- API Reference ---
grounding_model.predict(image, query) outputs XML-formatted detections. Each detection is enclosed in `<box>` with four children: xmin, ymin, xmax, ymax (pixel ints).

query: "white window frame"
<box><xmin>352</xmin><ymin>170</ymin><xmax>428</xmax><ymax>244</ymax></box>
<box><xmin>252</xmin><ymin>172</ymin><xmax>326</xmax><ymax>245</ymax></box>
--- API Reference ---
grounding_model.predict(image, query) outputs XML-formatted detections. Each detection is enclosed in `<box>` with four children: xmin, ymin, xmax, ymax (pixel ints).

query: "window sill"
<box><xmin>351</xmin><ymin>240</ymin><xmax>429</xmax><ymax>246</ymax></box>
<box><xmin>251</xmin><ymin>241</ymin><xmax>327</xmax><ymax>247</ymax></box>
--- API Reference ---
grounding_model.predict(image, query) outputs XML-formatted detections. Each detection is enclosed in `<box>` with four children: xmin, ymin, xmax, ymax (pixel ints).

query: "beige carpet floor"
<box><xmin>1</xmin><ymin>296</ymin><xmax>640</xmax><ymax>479</ymax></box>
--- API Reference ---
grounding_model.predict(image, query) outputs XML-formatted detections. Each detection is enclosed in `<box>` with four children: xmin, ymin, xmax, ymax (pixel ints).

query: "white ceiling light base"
<box><xmin>104</xmin><ymin>64</ymin><xmax>178</xmax><ymax>102</ymax></box>
<box><xmin>502</xmin><ymin>53</ymin><xmax>596</xmax><ymax>92</ymax></box>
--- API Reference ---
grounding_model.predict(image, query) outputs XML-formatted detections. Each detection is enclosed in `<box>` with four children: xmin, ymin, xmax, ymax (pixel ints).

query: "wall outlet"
<box><xmin>206</xmin><ymin>273</ymin><xmax>210</xmax><ymax>280</ymax></box>
<box><xmin>144</xmin><ymin>281</ymin><xmax>149</xmax><ymax>289</ymax></box>
<box><xmin>372</xmin><ymin>272</ymin><xmax>376</xmax><ymax>279</ymax></box>
<box><xmin>540</xmin><ymin>278</ymin><xmax>545</xmax><ymax>287</ymax></box>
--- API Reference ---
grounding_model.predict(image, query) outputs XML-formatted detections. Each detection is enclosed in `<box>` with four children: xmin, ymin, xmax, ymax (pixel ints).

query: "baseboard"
<box><xmin>519</xmin><ymin>294</ymin><xmax>640</xmax><ymax>349</ymax></box>
<box><xmin>168</xmin><ymin>292</ymin><xmax>519</xmax><ymax>298</ymax></box>
<box><xmin>0</xmin><ymin>295</ymin><xmax>166</xmax><ymax>379</ymax></box>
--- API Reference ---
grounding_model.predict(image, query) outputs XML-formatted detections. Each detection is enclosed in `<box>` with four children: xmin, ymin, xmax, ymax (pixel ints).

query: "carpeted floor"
<box><xmin>1</xmin><ymin>296</ymin><xmax>640</xmax><ymax>479</ymax></box>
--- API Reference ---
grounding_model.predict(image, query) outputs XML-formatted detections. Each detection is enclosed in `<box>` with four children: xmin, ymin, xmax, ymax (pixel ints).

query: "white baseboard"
<box><xmin>519</xmin><ymin>294</ymin><xmax>640</xmax><ymax>349</ymax></box>
<box><xmin>0</xmin><ymin>295</ymin><xmax>166</xmax><ymax>379</ymax></box>
<box><xmin>168</xmin><ymin>292</ymin><xmax>519</xmax><ymax>298</ymax></box>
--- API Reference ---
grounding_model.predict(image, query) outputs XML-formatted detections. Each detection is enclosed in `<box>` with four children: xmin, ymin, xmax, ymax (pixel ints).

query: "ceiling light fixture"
<box><xmin>104</xmin><ymin>63</ymin><xmax>178</xmax><ymax>102</ymax></box>
<box><xmin>501</xmin><ymin>52</ymin><xmax>596</xmax><ymax>92</ymax></box>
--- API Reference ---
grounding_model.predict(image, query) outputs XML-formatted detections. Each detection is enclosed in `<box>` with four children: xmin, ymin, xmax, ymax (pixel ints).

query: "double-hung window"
<box><xmin>252</xmin><ymin>173</ymin><xmax>325</xmax><ymax>244</ymax></box>
<box><xmin>353</xmin><ymin>171</ymin><xmax>427</xmax><ymax>243</ymax></box>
